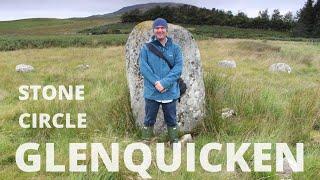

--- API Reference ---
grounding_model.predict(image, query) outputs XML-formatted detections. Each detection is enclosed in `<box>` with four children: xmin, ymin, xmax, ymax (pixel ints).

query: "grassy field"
<box><xmin>0</xmin><ymin>27</ymin><xmax>312</xmax><ymax>52</ymax></box>
<box><xmin>0</xmin><ymin>34</ymin><xmax>128</xmax><ymax>51</ymax></box>
<box><xmin>0</xmin><ymin>17</ymin><xmax>120</xmax><ymax>35</ymax></box>
<box><xmin>1</xmin><ymin>20</ymin><xmax>319</xmax><ymax>52</ymax></box>
<box><xmin>2</xmin><ymin>16</ymin><xmax>320</xmax><ymax>54</ymax></box>
<box><xmin>0</xmin><ymin>38</ymin><xmax>319</xmax><ymax>179</ymax></box>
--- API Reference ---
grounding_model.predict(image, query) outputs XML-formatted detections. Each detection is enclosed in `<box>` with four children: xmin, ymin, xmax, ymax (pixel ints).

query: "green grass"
<box><xmin>0</xmin><ymin>17</ymin><xmax>120</xmax><ymax>35</ymax></box>
<box><xmin>1</xmin><ymin>18</ymin><xmax>319</xmax><ymax>52</ymax></box>
<box><xmin>0</xmin><ymin>34</ymin><xmax>128</xmax><ymax>51</ymax></box>
<box><xmin>78</xmin><ymin>22</ymin><xmax>137</xmax><ymax>35</ymax></box>
<box><xmin>0</xmin><ymin>39</ymin><xmax>320</xmax><ymax>179</ymax></box>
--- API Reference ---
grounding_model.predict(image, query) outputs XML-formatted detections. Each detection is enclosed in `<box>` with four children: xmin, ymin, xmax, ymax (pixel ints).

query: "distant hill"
<box><xmin>87</xmin><ymin>2</ymin><xmax>189</xmax><ymax>18</ymax></box>
<box><xmin>0</xmin><ymin>2</ymin><xmax>193</xmax><ymax>35</ymax></box>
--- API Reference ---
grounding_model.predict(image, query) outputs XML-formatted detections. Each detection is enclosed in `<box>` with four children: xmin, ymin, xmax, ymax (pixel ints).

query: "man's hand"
<box><xmin>155</xmin><ymin>81</ymin><xmax>165</xmax><ymax>93</ymax></box>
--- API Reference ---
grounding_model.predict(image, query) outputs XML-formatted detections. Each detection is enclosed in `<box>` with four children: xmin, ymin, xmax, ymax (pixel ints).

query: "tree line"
<box><xmin>121</xmin><ymin>0</ymin><xmax>320</xmax><ymax>37</ymax></box>
<box><xmin>294</xmin><ymin>0</ymin><xmax>320</xmax><ymax>37</ymax></box>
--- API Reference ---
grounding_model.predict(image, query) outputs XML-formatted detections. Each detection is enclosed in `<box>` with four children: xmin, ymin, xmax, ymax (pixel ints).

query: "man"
<box><xmin>139</xmin><ymin>18</ymin><xmax>183</xmax><ymax>144</ymax></box>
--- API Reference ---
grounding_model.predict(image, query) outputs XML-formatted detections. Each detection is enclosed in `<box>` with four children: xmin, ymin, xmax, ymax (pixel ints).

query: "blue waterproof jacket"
<box><xmin>139</xmin><ymin>36</ymin><xmax>183</xmax><ymax>100</ymax></box>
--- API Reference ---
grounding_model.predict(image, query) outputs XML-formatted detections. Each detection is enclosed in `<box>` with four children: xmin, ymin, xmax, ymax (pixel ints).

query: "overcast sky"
<box><xmin>0</xmin><ymin>0</ymin><xmax>307</xmax><ymax>21</ymax></box>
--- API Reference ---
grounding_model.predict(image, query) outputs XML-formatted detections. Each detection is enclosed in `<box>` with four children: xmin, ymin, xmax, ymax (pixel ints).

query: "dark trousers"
<box><xmin>144</xmin><ymin>98</ymin><xmax>177</xmax><ymax>127</ymax></box>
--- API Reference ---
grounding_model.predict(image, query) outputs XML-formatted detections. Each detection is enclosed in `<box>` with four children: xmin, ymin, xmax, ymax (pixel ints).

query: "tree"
<box><xmin>283</xmin><ymin>12</ymin><xmax>294</xmax><ymax>23</ymax></box>
<box><xmin>283</xmin><ymin>12</ymin><xmax>294</xmax><ymax>30</ymax></box>
<box><xmin>259</xmin><ymin>9</ymin><xmax>270</xmax><ymax>20</ymax></box>
<box><xmin>254</xmin><ymin>9</ymin><xmax>270</xmax><ymax>29</ymax></box>
<box><xmin>271</xmin><ymin>9</ymin><xmax>285</xmax><ymax>30</ymax></box>
<box><xmin>121</xmin><ymin>9</ymin><xmax>142</xmax><ymax>23</ymax></box>
<box><xmin>294</xmin><ymin>0</ymin><xmax>315</xmax><ymax>37</ymax></box>
<box><xmin>120</xmin><ymin>5</ymin><xmax>292</xmax><ymax>32</ymax></box>
<box><xmin>233</xmin><ymin>12</ymin><xmax>250</xmax><ymax>28</ymax></box>
<box><xmin>314</xmin><ymin>0</ymin><xmax>320</xmax><ymax>36</ymax></box>
<box><xmin>271</xmin><ymin>9</ymin><xmax>282</xmax><ymax>21</ymax></box>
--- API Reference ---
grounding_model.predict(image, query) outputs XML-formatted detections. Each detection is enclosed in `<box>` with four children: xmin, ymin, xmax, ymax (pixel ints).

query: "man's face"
<box><xmin>153</xmin><ymin>26</ymin><xmax>167</xmax><ymax>40</ymax></box>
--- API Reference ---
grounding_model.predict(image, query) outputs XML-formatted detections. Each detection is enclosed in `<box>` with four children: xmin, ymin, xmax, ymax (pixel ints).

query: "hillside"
<box><xmin>0</xmin><ymin>17</ymin><xmax>119</xmax><ymax>35</ymax></box>
<box><xmin>88</xmin><ymin>2</ymin><xmax>187</xmax><ymax>18</ymax></box>
<box><xmin>0</xmin><ymin>3</ymin><xmax>190</xmax><ymax>35</ymax></box>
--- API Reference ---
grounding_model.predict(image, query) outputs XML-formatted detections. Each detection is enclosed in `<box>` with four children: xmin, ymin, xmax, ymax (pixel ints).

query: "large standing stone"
<box><xmin>125</xmin><ymin>21</ymin><xmax>205</xmax><ymax>134</ymax></box>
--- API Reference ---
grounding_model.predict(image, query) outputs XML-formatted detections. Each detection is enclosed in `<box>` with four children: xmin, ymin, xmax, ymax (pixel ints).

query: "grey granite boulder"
<box><xmin>125</xmin><ymin>21</ymin><xmax>205</xmax><ymax>134</ymax></box>
<box><xmin>218</xmin><ymin>60</ymin><xmax>236</xmax><ymax>68</ymax></box>
<box><xmin>221</xmin><ymin>108</ymin><xmax>237</xmax><ymax>119</ymax></box>
<box><xmin>180</xmin><ymin>134</ymin><xmax>193</xmax><ymax>144</ymax></box>
<box><xmin>16</xmin><ymin>64</ymin><xmax>34</xmax><ymax>72</ymax></box>
<box><xmin>269</xmin><ymin>63</ymin><xmax>292</xmax><ymax>73</ymax></box>
<box><xmin>76</xmin><ymin>64</ymin><xmax>90</xmax><ymax>70</ymax></box>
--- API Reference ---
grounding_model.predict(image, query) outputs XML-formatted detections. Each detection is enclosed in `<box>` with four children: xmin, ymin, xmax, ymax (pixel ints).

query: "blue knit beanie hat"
<box><xmin>153</xmin><ymin>18</ymin><xmax>168</xmax><ymax>29</ymax></box>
